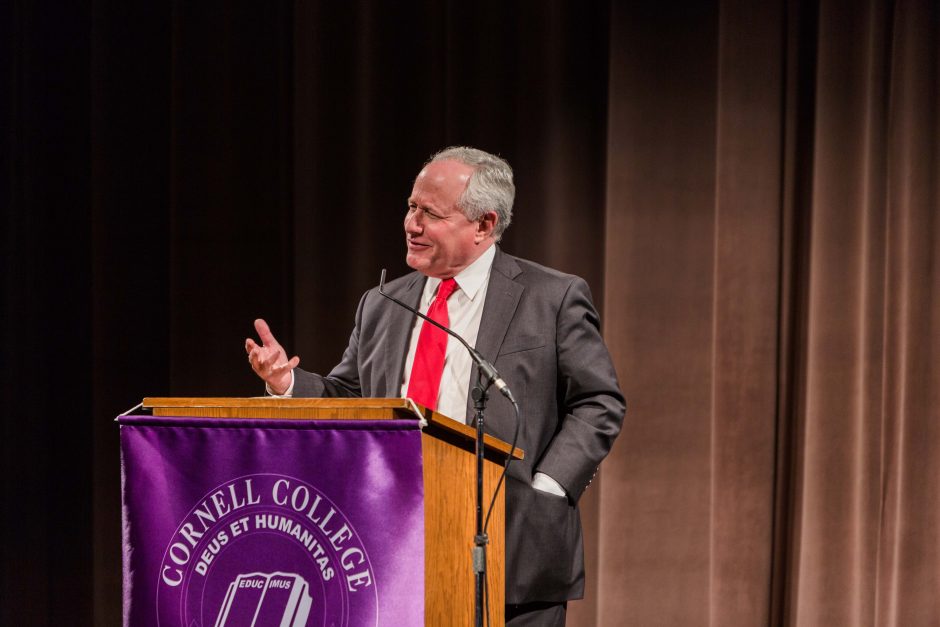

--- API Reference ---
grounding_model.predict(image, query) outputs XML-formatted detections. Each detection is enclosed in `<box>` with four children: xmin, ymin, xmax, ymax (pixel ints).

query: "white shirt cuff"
<box><xmin>532</xmin><ymin>472</ymin><xmax>567</xmax><ymax>497</ymax></box>
<box><xmin>265</xmin><ymin>370</ymin><xmax>295</xmax><ymax>397</ymax></box>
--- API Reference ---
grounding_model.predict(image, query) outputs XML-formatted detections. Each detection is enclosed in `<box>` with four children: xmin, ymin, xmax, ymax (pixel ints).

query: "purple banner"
<box><xmin>119</xmin><ymin>416</ymin><xmax>425</xmax><ymax>627</ymax></box>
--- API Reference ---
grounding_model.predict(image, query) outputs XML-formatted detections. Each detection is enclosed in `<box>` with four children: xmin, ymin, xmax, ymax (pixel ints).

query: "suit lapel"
<box><xmin>383</xmin><ymin>272</ymin><xmax>426</xmax><ymax>397</ymax></box>
<box><xmin>466</xmin><ymin>248</ymin><xmax>524</xmax><ymax>417</ymax></box>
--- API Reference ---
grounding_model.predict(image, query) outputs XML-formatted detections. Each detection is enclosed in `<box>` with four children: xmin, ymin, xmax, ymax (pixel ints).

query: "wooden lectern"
<box><xmin>142</xmin><ymin>397</ymin><xmax>523</xmax><ymax>627</ymax></box>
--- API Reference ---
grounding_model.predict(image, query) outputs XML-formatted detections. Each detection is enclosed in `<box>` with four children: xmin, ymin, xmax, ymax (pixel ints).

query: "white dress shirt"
<box><xmin>399</xmin><ymin>244</ymin><xmax>495</xmax><ymax>423</ymax></box>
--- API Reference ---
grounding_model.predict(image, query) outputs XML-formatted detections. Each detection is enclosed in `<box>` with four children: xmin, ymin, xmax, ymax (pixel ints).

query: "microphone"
<box><xmin>378</xmin><ymin>269</ymin><xmax>516</xmax><ymax>404</ymax></box>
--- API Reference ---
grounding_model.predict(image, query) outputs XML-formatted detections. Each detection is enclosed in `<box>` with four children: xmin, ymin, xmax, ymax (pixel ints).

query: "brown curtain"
<box><xmin>600</xmin><ymin>0</ymin><xmax>939</xmax><ymax>625</ymax></box>
<box><xmin>2</xmin><ymin>0</ymin><xmax>937</xmax><ymax>625</ymax></box>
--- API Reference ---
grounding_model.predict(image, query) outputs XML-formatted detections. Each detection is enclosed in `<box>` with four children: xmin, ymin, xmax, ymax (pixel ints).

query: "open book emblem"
<box><xmin>214</xmin><ymin>572</ymin><xmax>312</xmax><ymax>627</ymax></box>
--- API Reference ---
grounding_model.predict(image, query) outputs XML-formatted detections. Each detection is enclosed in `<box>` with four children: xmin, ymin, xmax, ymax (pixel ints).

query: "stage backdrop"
<box><xmin>2</xmin><ymin>0</ymin><xmax>937</xmax><ymax>625</ymax></box>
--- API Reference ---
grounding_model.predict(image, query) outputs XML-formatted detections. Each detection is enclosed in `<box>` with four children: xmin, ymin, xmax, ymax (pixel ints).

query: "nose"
<box><xmin>404</xmin><ymin>209</ymin><xmax>422</xmax><ymax>234</ymax></box>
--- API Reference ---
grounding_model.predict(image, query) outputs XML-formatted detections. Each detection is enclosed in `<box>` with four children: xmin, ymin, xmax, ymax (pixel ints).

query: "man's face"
<box><xmin>404</xmin><ymin>159</ymin><xmax>494</xmax><ymax>278</ymax></box>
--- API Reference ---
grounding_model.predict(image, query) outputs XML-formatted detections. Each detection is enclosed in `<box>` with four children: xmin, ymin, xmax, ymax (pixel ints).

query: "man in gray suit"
<box><xmin>246</xmin><ymin>147</ymin><xmax>624</xmax><ymax>626</ymax></box>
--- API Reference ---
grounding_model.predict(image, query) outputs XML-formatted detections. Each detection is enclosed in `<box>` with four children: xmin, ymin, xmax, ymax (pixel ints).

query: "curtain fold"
<box><xmin>876</xmin><ymin>3</ymin><xmax>940</xmax><ymax>623</ymax></box>
<box><xmin>781</xmin><ymin>0</ymin><xmax>939</xmax><ymax>624</ymax></box>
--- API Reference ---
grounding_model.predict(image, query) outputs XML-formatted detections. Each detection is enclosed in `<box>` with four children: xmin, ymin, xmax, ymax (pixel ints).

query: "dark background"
<box><xmin>3</xmin><ymin>1</ymin><xmax>938</xmax><ymax>625</ymax></box>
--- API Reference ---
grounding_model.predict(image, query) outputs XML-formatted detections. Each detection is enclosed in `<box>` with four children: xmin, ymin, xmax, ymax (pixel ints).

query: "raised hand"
<box><xmin>245</xmin><ymin>318</ymin><xmax>300</xmax><ymax>395</ymax></box>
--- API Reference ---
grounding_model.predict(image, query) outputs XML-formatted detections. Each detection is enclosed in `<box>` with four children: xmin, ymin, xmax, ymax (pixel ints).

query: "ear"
<box><xmin>475</xmin><ymin>211</ymin><xmax>498</xmax><ymax>243</ymax></box>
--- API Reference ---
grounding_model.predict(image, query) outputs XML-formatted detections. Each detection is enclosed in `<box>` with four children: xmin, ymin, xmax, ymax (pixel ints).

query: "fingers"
<box><xmin>248</xmin><ymin>343</ymin><xmax>279</xmax><ymax>372</ymax></box>
<box><xmin>254</xmin><ymin>318</ymin><xmax>278</xmax><ymax>347</ymax></box>
<box><xmin>246</xmin><ymin>339</ymin><xmax>296</xmax><ymax>375</ymax></box>
<box><xmin>268</xmin><ymin>355</ymin><xmax>299</xmax><ymax>376</ymax></box>
<box><xmin>247</xmin><ymin>320</ymin><xmax>297</xmax><ymax>393</ymax></box>
<box><xmin>248</xmin><ymin>348</ymin><xmax>297</xmax><ymax>395</ymax></box>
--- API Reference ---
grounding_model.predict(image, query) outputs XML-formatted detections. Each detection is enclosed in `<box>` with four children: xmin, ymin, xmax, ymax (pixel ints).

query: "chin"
<box><xmin>405</xmin><ymin>253</ymin><xmax>424</xmax><ymax>271</ymax></box>
<box><xmin>406</xmin><ymin>255</ymin><xmax>448</xmax><ymax>278</ymax></box>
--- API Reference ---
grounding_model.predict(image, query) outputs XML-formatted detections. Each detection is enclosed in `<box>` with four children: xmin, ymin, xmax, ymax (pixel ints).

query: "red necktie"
<box><xmin>407</xmin><ymin>278</ymin><xmax>458</xmax><ymax>410</ymax></box>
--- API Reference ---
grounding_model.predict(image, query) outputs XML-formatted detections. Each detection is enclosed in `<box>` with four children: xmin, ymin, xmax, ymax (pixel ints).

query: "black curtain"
<box><xmin>2</xmin><ymin>2</ymin><xmax>609</xmax><ymax>624</ymax></box>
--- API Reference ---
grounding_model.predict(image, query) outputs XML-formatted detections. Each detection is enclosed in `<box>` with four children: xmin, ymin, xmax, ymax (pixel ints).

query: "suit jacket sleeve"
<box><xmin>291</xmin><ymin>292</ymin><xmax>367</xmax><ymax>398</ymax></box>
<box><xmin>532</xmin><ymin>276</ymin><xmax>625</xmax><ymax>502</ymax></box>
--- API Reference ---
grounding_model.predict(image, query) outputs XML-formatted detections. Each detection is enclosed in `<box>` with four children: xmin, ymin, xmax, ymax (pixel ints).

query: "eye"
<box><xmin>407</xmin><ymin>203</ymin><xmax>444</xmax><ymax>221</ymax></box>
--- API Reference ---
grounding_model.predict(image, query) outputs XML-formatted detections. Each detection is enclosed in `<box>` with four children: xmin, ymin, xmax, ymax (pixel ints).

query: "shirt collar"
<box><xmin>422</xmin><ymin>244</ymin><xmax>496</xmax><ymax>304</ymax></box>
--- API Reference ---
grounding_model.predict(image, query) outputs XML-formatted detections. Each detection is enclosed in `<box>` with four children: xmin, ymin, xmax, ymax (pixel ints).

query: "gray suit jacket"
<box><xmin>293</xmin><ymin>247</ymin><xmax>625</xmax><ymax>603</ymax></box>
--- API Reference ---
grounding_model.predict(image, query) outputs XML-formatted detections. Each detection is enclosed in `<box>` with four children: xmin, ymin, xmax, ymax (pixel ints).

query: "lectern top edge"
<box><xmin>140</xmin><ymin>397</ymin><xmax>523</xmax><ymax>461</ymax></box>
<box><xmin>142</xmin><ymin>396</ymin><xmax>417</xmax><ymax>411</ymax></box>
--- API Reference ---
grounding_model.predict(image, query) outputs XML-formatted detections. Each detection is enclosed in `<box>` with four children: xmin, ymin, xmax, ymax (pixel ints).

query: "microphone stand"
<box><xmin>378</xmin><ymin>270</ymin><xmax>514</xmax><ymax>627</ymax></box>
<box><xmin>471</xmin><ymin>381</ymin><xmax>489</xmax><ymax>627</ymax></box>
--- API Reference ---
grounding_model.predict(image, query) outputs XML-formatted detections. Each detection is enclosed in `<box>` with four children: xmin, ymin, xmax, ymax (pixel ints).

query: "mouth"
<box><xmin>406</xmin><ymin>239</ymin><xmax>430</xmax><ymax>250</ymax></box>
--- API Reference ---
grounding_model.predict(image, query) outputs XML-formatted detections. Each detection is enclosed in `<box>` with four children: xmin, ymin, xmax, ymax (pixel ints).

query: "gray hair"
<box><xmin>428</xmin><ymin>146</ymin><xmax>515</xmax><ymax>240</ymax></box>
